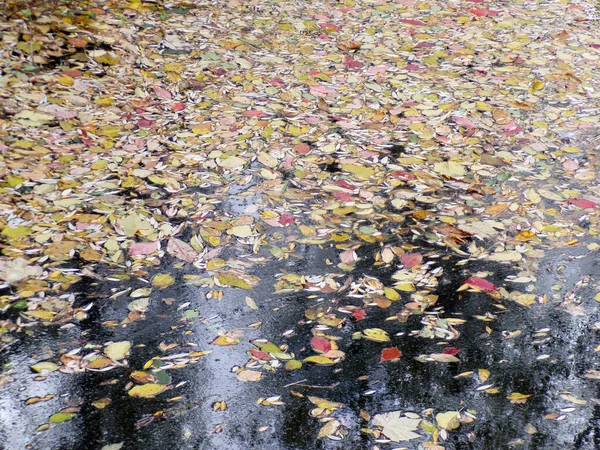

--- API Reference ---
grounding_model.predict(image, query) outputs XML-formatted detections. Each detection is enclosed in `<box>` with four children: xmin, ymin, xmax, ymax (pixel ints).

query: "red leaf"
<box><xmin>453</xmin><ymin>116</ymin><xmax>477</xmax><ymax>129</ymax></box>
<box><xmin>400</xmin><ymin>253</ymin><xmax>422</xmax><ymax>268</ymax></box>
<box><xmin>335</xmin><ymin>179</ymin><xmax>357</xmax><ymax>190</ymax></box>
<box><xmin>392</xmin><ymin>171</ymin><xmax>416</xmax><ymax>181</ymax></box>
<box><xmin>353</xmin><ymin>309</ymin><xmax>367</xmax><ymax>321</ymax></box>
<box><xmin>279</xmin><ymin>214</ymin><xmax>296</xmax><ymax>225</ymax></box>
<box><xmin>293</xmin><ymin>143</ymin><xmax>311</xmax><ymax>155</ymax></box>
<box><xmin>63</xmin><ymin>69</ymin><xmax>83</xmax><ymax>78</ymax></box>
<box><xmin>568</xmin><ymin>198</ymin><xmax>597</xmax><ymax>209</ymax></box>
<box><xmin>318</xmin><ymin>22</ymin><xmax>340</xmax><ymax>32</ymax></box>
<box><xmin>442</xmin><ymin>347</ymin><xmax>459</xmax><ymax>355</ymax></box>
<box><xmin>311</xmin><ymin>336</ymin><xmax>332</xmax><ymax>353</ymax></box>
<box><xmin>380</xmin><ymin>346</ymin><xmax>402</xmax><ymax>362</ymax></box>
<box><xmin>334</xmin><ymin>192</ymin><xmax>353</xmax><ymax>201</ymax></box>
<box><xmin>399</xmin><ymin>19</ymin><xmax>428</xmax><ymax>26</ymax></box>
<box><xmin>249</xmin><ymin>349</ymin><xmax>272</xmax><ymax>361</ymax></box>
<box><xmin>137</xmin><ymin>118</ymin><xmax>153</xmax><ymax>127</ymax></box>
<box><xmin>468</xmin><ymin>8</ymin><xmax>499</xmax><ymax>16</ymax></box>
<box><xmin>502</xmin><ymin>120</ymin><xmax>522</xmax><ymax>134</ymax></box>
<box><xmin>463</xmin><ymin>277</ymin><xmax>497</xmax><ymax>292</ymax></box>
<box><xmin>171</xmin><ymin>102</ymin><xmax>185</xmax><ymax>112</ymax></box>
<box><xmin>344</xmin><ymin>56</ymin><xmax>364</xmax><ymax>69</ymax></box>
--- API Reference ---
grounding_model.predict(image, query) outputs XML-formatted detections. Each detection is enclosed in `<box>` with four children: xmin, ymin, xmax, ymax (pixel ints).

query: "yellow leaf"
<box><xmin>212</xmin><ymin>334</ymin><xmax>241</xmax><ymax>346</ymax></box>
<box><xmin>530</xmin><ymin>79</ymin><xmax>545</xmax><ymax>93</ymax></box>
<box><xmin>58</xmin><ymin>76</ymin><xmax>73</xmax><ymax>86</ymax></box>
<box><xmin>341</xmin><ymin>164</ymin><xmax>375</xmax><ymax>178</ymax></box>
<box><xmin>506</xmin><ymin>392</ymin><xmax>531</xmax><ymax>404</ymax></box>
<box><xmin>308</xmin><ymin>396</ymin><xmax>343</xmax><ymax>409</ymax></box>
<box><xmin>245</xmin><ymin>296</ymin><xmax>258</xmax><ymax>310</ymax></box>
<box><xmin>95</xmin><ymin>97</ymin><xmax>115</xmax><ymax>106</ymax></box>
<box><xmin>23</xmin><ymin>310</ymin><xmax>55</xmax><ymax>320</ymax></box>
<box><xmin>362</xmin><ymin>328</ymin><xmax>391</xmax><ymax>342</ymax></box>
<box><xmin>128</xmin><ymin>383</ymin><xmax>166</xmax><ymax>398</ymax></box>
<box><xmin>206</xmin><ymin>258</ymin><xmax>227</xmax><ymax>270</ymax></box>
<box><xmin>433</xmin><ymin>161</ymin><xmax>465</xmax><ymax>178</ymax></box>
<box><xmin>216</xmin><ymin>271</ymin><xmax>259</xmax><ymax>289</ymax></box>
<box><xmin>152</xmin><ymin>273</ymin><xmax>175</xmax><ymax>288</ymax></box>
<box><xmin>478</xmin><ymin>368</ymin><xmax>490</xmax><ymax>383</ymax></box>
<box><xmin>227</xmin><ymin>225</ymin><xmax>253</xmax><ymax>238</ymax></box>
<box><xmin>436</xmin><ymin>411</ymin><xmax>460</xmax><ymax>430</ymax></box>
<box><xmin>384</xmin><ymin>287</ymin><xmax>400</xmax><ymax>301</ymax></box>
<box><xmin>105</xmin><ymin>341</ymin><xmax>131</xmax><ymax>361</ymax></box>
<box><xmin>304</xmin><ymin>355</ymin><xmax>336</xmax><ymax>365</ymax></box>
<box><xmin>30</xmin><ymin>362</ymin><xmax>60</xmax><ymax>373</ymax></box>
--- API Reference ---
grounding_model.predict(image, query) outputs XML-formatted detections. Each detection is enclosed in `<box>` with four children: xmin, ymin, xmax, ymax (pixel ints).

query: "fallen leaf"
<box><xmin>104</xmin><ymin>341</ymin><xmax>131</xmax><ymax>361</ymax></box>
<box><xmin>381</xmin><ymin>347</ymin><xmax>402</xmax><ymax>362</ymax></box>
<box><xmin>372</xmin><ymin>412</ymin><xmax>421</xmax><ymax>442</ymax></box>
<box><xmin>128</xmin><ymin>383</ymin><xmax>166</xmax><ymax>398</ymax></box>
<box><xmin>436</xmin><ymin>411</ymin><xmax>460</xmax><ymax>430</ymax></box>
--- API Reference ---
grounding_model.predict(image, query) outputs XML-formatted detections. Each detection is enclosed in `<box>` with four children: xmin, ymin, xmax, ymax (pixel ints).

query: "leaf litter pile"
<box><xmin>2</xmin><ymin>0</ymin><xmax>600</xmax><ymax>448</ymax></box>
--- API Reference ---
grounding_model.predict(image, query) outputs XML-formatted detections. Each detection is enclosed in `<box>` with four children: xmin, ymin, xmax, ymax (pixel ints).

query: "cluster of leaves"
<box><xmin>2</xmin><ymin>0</ymin><xmax>600</xmax><ymax>446</ymax></box>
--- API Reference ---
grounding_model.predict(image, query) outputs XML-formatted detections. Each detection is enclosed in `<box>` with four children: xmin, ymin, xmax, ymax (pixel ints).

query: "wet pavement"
<box><xmin>3</xmin><ymin>234</ymin><xmax>600</xmax><ymax>450</ymax></box>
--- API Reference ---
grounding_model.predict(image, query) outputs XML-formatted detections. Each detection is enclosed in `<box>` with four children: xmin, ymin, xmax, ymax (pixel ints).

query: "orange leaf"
<box><xmin>381</xmin><ymin>347</ymin><xmax>402</xmax><ymax>362</ymax></box>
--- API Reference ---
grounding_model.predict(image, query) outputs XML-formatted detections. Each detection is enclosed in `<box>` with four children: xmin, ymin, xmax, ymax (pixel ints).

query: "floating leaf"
<box><xmin>104</xmin><ymin>341</ymin><xmax>131</xmax><ymax>361</ymax></box>
<box><xmin>101</xmin><ymin>444</ymin><xmax>124</xmax><ymax>450</ymax></box>
<box><xmin>236</xmin><ymin>370</ymin><xmax>263</xmax><ymax>381</ymax></box>
<box><xmin>507</xmin><ymin>392</ymin><xmax>532</xmax><ymax>404</ymax></box>
<box><xmin>212</xmin><ymin>331</ymin><xmax>242</xmax><ymax>346</ymax></box>
<box><xmin>227</xmin><ymin>225</ymin><xmax>253</xmax><ymax>238</ymax></box>
<box><xmin>128</xmin><ymin>383</ymin><xmax>166</xmax><ymax>398</ymax></box>
<box><xmin>433</xmin><ymin>161</ymin><xmax>465</xmax><ymax>178</ymax></box>
<box><xmin>216</xmin><ymin>271</ymin><xmax>259</xmax><ymax>289</ymax></box>
<box><xmin>49</xmin><ymin>412</ymin><xmax>76</xmax><ymax>423</ymax></box>
<box><xmin>463</xmin><ymin>278</ymin><xmax>497</xmax><ymax>292</ymax></box>
<box><xmin>381</xmin><ymin>347</ymin><xmax>402</xmax><ymax>362</ymax></box>
<box><xmin>568</xmin><ymin>198</ymin><xmax>597</xmax><ymax>209</ymax></box>
<box><xmin>304</xmin><ymin>355</ymin><xmax>336</xmax><ymax>365</ymax></box>
<box><xmin>285</xmin><ymin>360</ymin><xmax>302</xmax><ymax>371</ymax></box>
<box><xmin>430</xmin><ymin>353</ymin><xmax>460</xmax><ymax>363</ymax></box>
<box><xmin>436</xmin><ymin>411</ymin><xmax>460</xmax><ymax>430</ymax></box>
<box><xmin>372</xmin><ymin>412</ymin><xmax>421</xmax><ymax>442</ymax></box>
<box><xmin>311</xmin><ymin>336</ymin><xmax>332</xmax><ymax>353</ymax></box>
<box><xmin>30</xmin><ymin>362</ymin><xmax>59</xmax><ymax>373</ymax></box>
<box><xmin>152</xmin><ymin>273</ymin><xmax>175</xmax><ymax>288</ymax></box>
<box><xmin>363</xmin><ymin>328</ymin><xmax>391</xmax><ymax>342</ymax></box>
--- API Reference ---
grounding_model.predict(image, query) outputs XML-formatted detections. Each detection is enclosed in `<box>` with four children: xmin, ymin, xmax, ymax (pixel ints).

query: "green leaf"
<box><xmin>285</xmin><ymin>360</ymin><xmax>302</xmax><ymax>370</ymax></box>
<box><xmin>49</xmin><ymin>412</ymin><xmax>75</xmax><ymax>423</ymax></box>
